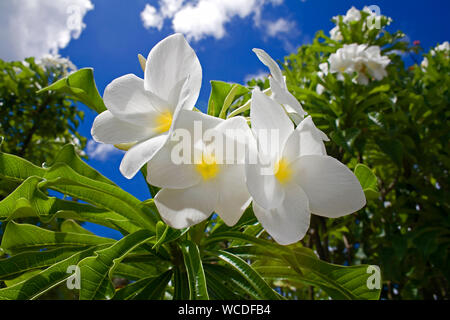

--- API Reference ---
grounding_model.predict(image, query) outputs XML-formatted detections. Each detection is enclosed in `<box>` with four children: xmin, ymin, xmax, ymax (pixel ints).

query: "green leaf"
<box><xmin>173</xmin><ymin>266</ymin><xmax>190</xmax><ymax>300</ymax></box>
<box><xmin>205</xmin><ymin>232</ymin><xmax>381</xmax><ymax>300</ymax></box>
<box><xmin>0</xmin><ymin>150</ymin><xmax>157</xmax><ymax>231</ymax></box>
<box><xmin>0</xmin><ymin>177</ymin><xmax>141</xmax><ymax>233</ymax></box>
<box><xmin>113</xmin><ymin>270</ymin><xmax>172</xmax><ymax>300</ymax></box>
<box><xmin>1</xmin><ymin>222</ymin><xmax>114</xmax><ymax>255</ymax></box>
<box><xmin>354</xmin><ymin>164</ymin><xmax>378</xmax><ymax>190</ymax></box>
<box><xmin>207</xmin><ymin>250</ymin><xmax>281</xmax><ymax>300</ymax></box>
<box><xmin>178</xmin><ymin>240</ymin><xmax>209</xmax><ymax>300</ymax></box>
<box><xmin>207</xmin><ymin>81</ymin><xmax>249</xmax><ymax>118</ymax></box>
<box><xmin>0</xmin><ymin>245</ymin><xmax>107</xmax><ymax>300</ymax></box>
<box><xmin>60</xmin><ymin>220</ymin><xmax>94</xmax><ymax>235</ymax></box>
<box><xmin>0</xmin><ymin>246</ymin><xmax>89</xmax><ymax>280</ymax></box>
<box><xmin>78</xmin><ymin>229</ymin><xmax>154</xmax><ymax>300</ymax></box>
<box><xmin>203</xmin><ymin>264</ymin><xmax>244</xmax><ymax>300</ymax></box>
<box><xmin>37</xmin><ymin>68</ymin><xmax>106</xmax><ymax>114</ymax></box>
<box><xmin>281</xmin><ymin>247</ymin><xmax>381</xmax><ymax>300</ymax></box>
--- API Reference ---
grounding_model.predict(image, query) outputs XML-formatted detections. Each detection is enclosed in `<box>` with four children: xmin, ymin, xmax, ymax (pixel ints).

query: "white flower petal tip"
<box><xmin>154</xmin><ymin>184</ymin><xmax>218</xmax><ymax>229</ymax></box>
<box><xmin>252</xmin><ymin>184</ymin><xmax>311</xmax><ymax>245</ymax></box>
<box><xmin>119</xmin><ymin>134</ymin><xmax>167</xmax><ymax>179</ymax></box>
<box><xmin>144</xmin><ymin>33</ymin><xmax>202</xmax><ymax>112</ymax></box>
<box><xmin>293</xmin><ymin>155</ymin><xmax>366</xmax><ymax>218</ymax></box>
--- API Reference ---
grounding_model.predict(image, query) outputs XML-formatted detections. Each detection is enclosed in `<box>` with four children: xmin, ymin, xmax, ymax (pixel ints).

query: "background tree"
<box><xmin>247</xmin><ymin>8</ymin><xmax>449</xmax><ymax>299</ymax></box>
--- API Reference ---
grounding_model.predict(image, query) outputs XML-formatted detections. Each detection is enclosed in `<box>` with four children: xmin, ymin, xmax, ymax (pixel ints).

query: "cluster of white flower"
<box><xmin>91</xmin><ymin>34</ymin><xmax>366</xmax><ymax>245</ymax></box>
<box><xmin>329</xmin><ymin>6</ymin><xmax>391</xmax><ymax>42</ymax></box>
<box><xmin>37</xmin><ymin>54</ymin><xmax>77</xmax><ymax>76</ymax></box>
<box><xmin>326</xmin><ymin>44</ymin><xmax>391</xmax><ymax>85</ymax></box>
<box><xmin>421</xmin><ymin>41</ymin><xmax>450</xmax><ymax>69</ymax></box>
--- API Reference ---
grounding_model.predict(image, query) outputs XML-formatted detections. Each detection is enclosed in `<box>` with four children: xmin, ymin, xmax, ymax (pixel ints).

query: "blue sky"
<box><xmin>2</xmin><ymin>0</ymin><xmax>449</xmax><ymax>238</ymax></box>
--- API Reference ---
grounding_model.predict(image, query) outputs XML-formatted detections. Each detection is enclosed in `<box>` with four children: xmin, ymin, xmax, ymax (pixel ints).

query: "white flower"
<box><xmin>316</xmin><ymin>63</ymin><xmax>329</xmax><ymax>94</ymax></box>
<box><xmin>37</xmin><ymin>54</ymin><xmax>77</xmax><ymax>76</ymax></box>
<box><xmin>329</xmin><ymin>44</ymin><xmax>390</xmax><ymax>85</ymax></box>
<box><xmin>148</xmin><ymin>111</ymin><xmax>253</xmax><ymax>229</ymax></box>
<box><xmin>252</xmin><ymin>48</ymin><xmax>307</xmax><ymax>124</ymax></box>
<box><xmin>245</xmin><ymin>89</ymin><xmax>365</xmax><ymax>245</ymax></box>
<box><xmin>342</xmin><ymin>7</ymin><xmax>361</xmax><ymax>23</ymax></box>
<box><xmin>329</xmin><ymin>26</ymin><xmax>343</xmax><ymax>41</ymax></box>
<box><xmin>421</xmin><ymin>41</ymin><xmax>449</xmax><ymax>70</ymax></box>
<box><xmin>91</xmin><ymin>33</ymin><xmax>202</xmax><ymax>179</ymax></box>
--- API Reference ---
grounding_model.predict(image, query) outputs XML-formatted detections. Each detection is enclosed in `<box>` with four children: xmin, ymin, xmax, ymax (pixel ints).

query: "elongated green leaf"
<box><xmin>113</xmin><ymin>270</ymin><xmax>172</xmax><ymax>300</ymax></box>
<box><xmin>0</xmin><ymin>151</ymin><xmax>156</xmax><ymax>231</ymax></box>
<box><xmin>178</xmin><ymin>240</ymin><xmax>209</xmax><ymax>300</ymax></box>
<box><xmin>0</xmin><ymin>246</ymin><xmax>89</xmax><ymax>280</ymax></box>
<box><xmin>78</xmin><ymin>229</ymin><xmax>153</xmax><ymax>300</ymax></box>
<box><xmin>37</xmin><ymin>68</ymin><xmax>106</xmax><ymax>114</ymax></box>
<box><xmin>1</xmin><ymin>222</ymin><xmax>114</xmax><ymax>255</ymax></box>
<box><xmin>173</xmin><ymin>266</ymin><xmax>189</xmax><ymax>300</ymax></box>
<box><xmin>203</xmin><ymin>264</ymin><xmax>243</xmax><ymax>300</ymax></box>
<box><xmin>207</xmin><ymin>81</ymin><xmax>249</xmax><ymax>118</ymax></box>
<box><xmin>61</xmin><ymin>220</ymin><xmax>93</xmax><ymax>235</ymax></box>
<box><xmin>282</xmin><ymin>247</ymin><xmax>381</xmax><ymax>300</ymax></box>
<box><xmin>207</xmin><ymin>250</ymin><xmax>280</xmax><ymax>300</ymax></box>
<box><xmin>354</xmin><ymin>164</ymin><xmax>378</xmax><ymax>191</ymax></box>
<box><xmin>0</xmin><ymin>245</ymin><xmax>107</xmax><ymax>300</ymax></box>
<box><xmin>0</xmin><ymin>177</ymin><xmax>138</xmax><ymax>233</ymax></box>
<box><xmin>205</xmin><ymin>232</ymin><xmax>381</xmax><ymax>300</ymax></box>
<box><xmin>49</xmin><ymin>144</ymin><xmax>115</xmax><ymax>185</ymax></box>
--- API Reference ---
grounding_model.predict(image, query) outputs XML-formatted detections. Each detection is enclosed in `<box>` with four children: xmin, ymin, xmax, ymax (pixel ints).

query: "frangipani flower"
<box><xmin>329</xmin><ymin>44</ymin><xmax>390</xmax><ymax>85</ymax></box>
<box><xmin>252</xmin><ymin>48</ymin><xmax>307</xmax><ymax>124</ymax></box>
<box><xmin>245</xmin><ymin>89</ymin><xmax>366</xmax><ymax>245</ymax></box>
<box><xmin>147</xmin><ymin>110</ymin><xmax>253</xmax><ymax>229</ymax></box>
<box><xmin>91</xmin><ymin>33</ymin><xmax>202</xmax><ymax>179</ymax></box>
<box><xmin>329</xmin><ymin>6</ymin><xmax>391</xmax><ymax>41</ymax></box>
<box><xmin>421</xmin><ymin>41</ymin><xmax>449</xmax><ymax>69</ymax></box>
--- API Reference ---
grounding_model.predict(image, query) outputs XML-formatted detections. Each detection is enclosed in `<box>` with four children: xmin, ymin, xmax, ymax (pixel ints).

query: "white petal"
<box><xmin>253</xmin><ymin>48</ymin><xmax>285</xmax><ymax>87</ymax></box>
<box><xmin>269</xmin><ymin>76</ymin><xmax>307</xmax><ymax>119</ymax></box>
<box><xmin>212</xmin><ymin>116</ymin><xmax>256</xmax><ymax>164</ymax></box>
<box><xmin>251</xmin><ymin>89</ymin><xmax>294</xmax><ymax>157</ymax></box>
<box><xmin>145</xmin><ymin>33</ymin><xmax>201</xmax><ymax>111</ymax></box>
<box><xmin>91</xmin><ymin>110</ymin><xmax>154</xmax><ymax>144</ymax></box>
<box><xmin>215</xmin><ymin>165</ymin><xmax>251</xmax><ymax>226</ymax></box>
<box><xmin>119</xmin><ymin>134</ymin><xmax>167</xmax><ymax>179</ymax></box>
<box><xmin>103</xmin><ymin>74</ymin><xmax>170</xmax><ymax>127</ymax></box>
<box><xmin>253</xmin><ymin>183</ymin><xmax>310</xmax><ymax>245</ymax></box>
<box><xmin>146</xmin><ymin>139</ymin><xmax>200</xmax><ymax>189</ymax></box>
<box><xmin>245</xmin><ymin>157</ymin><xmax>285</xmax><ymax>210</ymax></box>
<box><xmin>292</xmin><ymin>155</ymin><xmax>366</xmax><ymax>217</ymax></box>
<box><xmin>296</xmin><ymin>116</ymin><xmax>329</xmax><ymax>156</ymax></box>
<box><xmin>155</xmin><ymin>182</ymin><xmax>218</xmax><ymax>229</ymax></box>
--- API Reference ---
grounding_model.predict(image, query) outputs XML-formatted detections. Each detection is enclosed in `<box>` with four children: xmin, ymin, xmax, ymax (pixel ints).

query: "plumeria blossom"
<box><xmin>91</xmin><ymin>33</ymin><xmax>202</xmax><ymax>179</ymax></box>
<box><xmin>329</xmin><ymin>44</ymin><xmax>390</xmax><ymax>85</ymax></box>
<box><xmin>421</xmin><ymin>41</ymin><xmax>449</xmax><ymax>69</ymax></box>
<box><xmin>316</xmin><ymin>62</ymin><xmax>329</xmax><ymax>95</ymax></box>
<box><xmin>252</xmin><ymin>48</ymin><xmax>307</xmax><ymax>124</ymax></box>
<box><xmin>245</xmin><ymin>89</ymin><xmax>366</xmax><ymax>245</ymax></box>
<box><xmin>329</xmin><ymin>6</ymin><xmax>391</xmax><ymax>41</ymax></box>
<box><xmin>147</xmin><ymin>110</ymin><xmax>253</xmax><ymax>229</ymax></box>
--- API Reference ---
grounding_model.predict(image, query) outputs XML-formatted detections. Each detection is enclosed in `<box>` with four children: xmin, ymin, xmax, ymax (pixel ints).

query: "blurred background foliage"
<box><xmin>243</xmin><ymin>11</ymin><xmax>449</xmax><ymax>299</ymax></box>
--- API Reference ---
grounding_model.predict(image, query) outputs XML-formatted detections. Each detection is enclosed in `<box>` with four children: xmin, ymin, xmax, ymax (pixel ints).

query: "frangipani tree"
<box><xmin>0</xmin><ymin>6</ymin><xmax>447</xmax><ymax>300</ymax></box>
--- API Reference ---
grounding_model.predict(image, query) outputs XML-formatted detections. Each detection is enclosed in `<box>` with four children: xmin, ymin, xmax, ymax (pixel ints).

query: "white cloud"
<box><xmin>141</xmin><ymin>4</ymin><xmax>164</xmax><ymax>30</ymax></box>
<box><xmin>265</xmin><ymin>18</ymin><xmax>296</xmax><ymax>37</ymax></box>
<box><xmin>0</xmin><ymin>0</ymin><xmax>93</xmax><ymax>61</ymax></box>
<box><xmin>86</xmin><ymin>140</ymin><xmax>123</xmax><ymax>161</ymax></box>
<box><xmin>140</xmin><ymin>0</ymin><xmax>290</xmax><ymax>41</ymax></box>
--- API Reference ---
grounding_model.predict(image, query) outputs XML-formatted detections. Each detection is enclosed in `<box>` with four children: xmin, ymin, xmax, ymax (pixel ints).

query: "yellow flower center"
<box><xmin>196</xmin><ymin>153</ymin><xmax>220</xmax><ymax>181</ymax></box>
<box><xmin>274</xmin><ymin>158</ymin><xmax>293</xmax><ymax>185</ymax></box>
<box><xmin>154</xmin><ymin>111</ymin><xmax>173</xmax><ymax>133</ymax></box>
